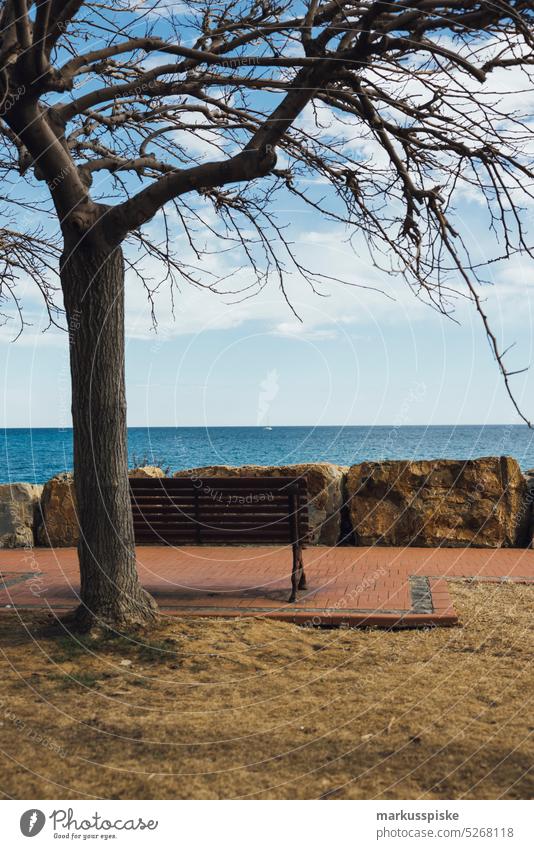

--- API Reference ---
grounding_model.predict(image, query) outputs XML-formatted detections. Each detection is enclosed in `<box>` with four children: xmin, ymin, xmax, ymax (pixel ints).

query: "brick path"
<box><xmin>1</xmin><ymin>545</ymin><xmax>533</xmax><ymax>627</ymax></box>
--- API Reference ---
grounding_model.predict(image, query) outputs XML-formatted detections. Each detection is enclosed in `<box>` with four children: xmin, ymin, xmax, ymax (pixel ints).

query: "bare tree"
<box><xmin>0</xmin><ymin>0</ymin><xmax>533</xmax><ymax>629</ymax></box>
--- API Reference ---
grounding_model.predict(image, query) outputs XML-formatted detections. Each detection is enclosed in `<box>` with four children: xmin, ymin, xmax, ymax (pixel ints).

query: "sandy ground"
<box><xmin>0</xmin><ymin>581</ymin><xmax>532</xmax><ymax>800</ymax></box>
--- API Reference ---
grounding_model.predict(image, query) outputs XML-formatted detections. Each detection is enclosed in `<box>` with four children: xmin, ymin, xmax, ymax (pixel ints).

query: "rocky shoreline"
<box><xmin>1</xmin><ymin>457</ymin><xmax>533</xmax><ymax>550</ymax></box>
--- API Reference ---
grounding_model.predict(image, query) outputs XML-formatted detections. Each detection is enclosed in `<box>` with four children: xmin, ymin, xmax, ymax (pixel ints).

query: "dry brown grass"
<box><xmin>0</xmin><ymin>581</ymin><xmax>532</xmax><ymax>800</ymax></box>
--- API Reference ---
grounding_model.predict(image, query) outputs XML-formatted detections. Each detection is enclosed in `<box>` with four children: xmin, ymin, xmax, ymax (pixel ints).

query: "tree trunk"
<box><xmin>61</xmin><ymin>232</ymin><xmax>159</xmax><ymax>631</ymax></box>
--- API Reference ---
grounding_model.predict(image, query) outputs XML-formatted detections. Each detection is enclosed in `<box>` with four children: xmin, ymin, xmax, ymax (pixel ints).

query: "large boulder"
<box><xmin>346</xmin><ymin>456</ymin><xmax>529</xmax><ymax>548</ymax></box>
<box><xmin>174</xmin><ymin>463</ymin><xmax>346</xmax><ymax>544</ymax></box>
<box><xmin>525</xmin><ymin>469</ymin><xmax>534</xmax><ymax>547</ymax></box>
<box><xmin>0</xmin><ymin>483</ymin><xmax>43</xmax><ymax>548</ymax></box>
<box><xmin>129</xmin><ymin>466</ymin><xmax>165</xmax><ymax>479</ymax></box>
<box><xmin>37</xmin><ymin>473</ymin><xmax>79</xmax><ymax>547</ymax></box>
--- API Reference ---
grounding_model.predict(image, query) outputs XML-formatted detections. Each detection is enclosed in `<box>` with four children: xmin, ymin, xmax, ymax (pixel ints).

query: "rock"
<box><xmin>346</xmin><ymin>456</ymin><xmax>529</xmax><ymax>548</ymax></box>
<box><xmin>174</xmin><ymin>463</ymin><xmax>346</xmax><ymax>544</ymax></box>
<box><xmin>0</xmin><ymin>483</ymin><xmax>43</xmax><ymax>548</ymax></box>
<box><xmin>37</xmin><ymin>473</ymin><xmax>79</xmax><ymax>547</ymax></box>
<box><xmin>525</xmin><ymin>471</ymin><xmax>534</xmax><ymax>547</ymax></box>
<box><xmin>128</xmin><ymin>466</ymin><xmax>165</xmax><ymax>479</ymax></box>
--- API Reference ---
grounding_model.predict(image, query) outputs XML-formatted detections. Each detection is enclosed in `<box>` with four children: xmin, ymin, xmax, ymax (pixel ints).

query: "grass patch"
<box><xmin>0</xmin><ymin>581</ymin><xmax>532</xmax><ymax>800</ymax></box>
<box><xmin>49</xmin><ymin>635</ymin><xmax>102</xmax><ymax>663</ymax></box>
<box><xmin>134</xmin><ymin>637</ymin><xmax>180</xmax><ymax>665</ymax></box>
<box><xmin>47</xmin><ymin>671</ymin><xmax>101</xmax><ymax>690</ymax></box>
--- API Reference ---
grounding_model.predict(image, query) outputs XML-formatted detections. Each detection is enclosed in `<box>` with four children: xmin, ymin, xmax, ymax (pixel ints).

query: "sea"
<box><xmin>1</xmin><ymin>425</ymin><xmax>534</xmax><ymax>484</ymax></box>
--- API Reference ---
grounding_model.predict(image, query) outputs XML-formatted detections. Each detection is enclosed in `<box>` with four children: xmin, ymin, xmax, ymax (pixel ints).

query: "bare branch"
<box><xmin>0</xmin><ymin>0</ymin><xmax>532</xmax><ymax>420</ymax></box>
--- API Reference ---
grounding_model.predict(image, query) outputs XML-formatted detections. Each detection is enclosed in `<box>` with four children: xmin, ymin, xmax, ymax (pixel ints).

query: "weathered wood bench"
<box><xmin>129</xmin><ymin>476</ymin><xmax>309</xmax><ymax>602</ymax></box>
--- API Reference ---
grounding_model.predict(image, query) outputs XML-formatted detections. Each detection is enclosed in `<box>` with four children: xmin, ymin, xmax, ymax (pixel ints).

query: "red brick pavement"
<box><xmin>1</xmin><ymin>545</ymin><xmax>533</xmax><ymax>628</ymax></box>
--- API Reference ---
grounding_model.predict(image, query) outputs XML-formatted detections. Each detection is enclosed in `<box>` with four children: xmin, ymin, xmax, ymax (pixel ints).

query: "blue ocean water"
<box><xmin>1</xmin><ymin>425</ymin><xmax>534</xmax><ymax>484</ymax></box>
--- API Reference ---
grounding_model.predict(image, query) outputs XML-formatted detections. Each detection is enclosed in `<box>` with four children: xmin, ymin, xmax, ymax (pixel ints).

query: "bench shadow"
<box><xmin>148</xmin><ymin>584</ymin><xmax>292</xmax><ymax>604</ymax></box>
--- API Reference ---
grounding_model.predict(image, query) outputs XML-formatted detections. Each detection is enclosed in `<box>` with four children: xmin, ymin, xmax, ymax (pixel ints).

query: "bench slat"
<box><xmin>134</xmin><ymin>533</ymin><xmax>295</xmax><ymax>543</ymax></box>
<box><xmin>130</xmin><ymin>476</ymin><xmax>309</xmax><ymax>546</ymax></box>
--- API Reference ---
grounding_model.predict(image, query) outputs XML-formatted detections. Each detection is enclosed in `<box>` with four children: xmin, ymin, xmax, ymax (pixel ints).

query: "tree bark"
<box><xmin>61</xmin><ymin>230</ymin><xmax>159</xmax><ymax>631</ymax></box>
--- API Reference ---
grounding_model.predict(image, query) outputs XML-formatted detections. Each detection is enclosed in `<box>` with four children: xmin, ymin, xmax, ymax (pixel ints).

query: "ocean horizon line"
<box><xmin>1</xmin><ymin>423</ymin><xmax>531</xmax><ymax>431</ymax></box>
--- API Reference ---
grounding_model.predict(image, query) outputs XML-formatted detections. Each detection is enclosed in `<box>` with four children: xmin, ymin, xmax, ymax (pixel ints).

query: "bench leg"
<box><xmin>288</xmin><ymin>545</ymin><xmax>299</xmax><ymax>603</ymax></box>
<box><xmin>298</xmin><ymin>548</ymin><xmax>307</xmax><ymax>590</ymax></box>
<box><xmin>289</xmin><ymin>545</ymin><xmax>306</xmax><ymax>602</ymax></box>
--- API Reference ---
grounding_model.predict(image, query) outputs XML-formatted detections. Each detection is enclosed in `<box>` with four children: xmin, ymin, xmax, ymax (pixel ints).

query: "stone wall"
<box><xmin>1</xmin><ymin>457</ymin><xmax>531</xmax><ymax>549</ymax></box>
<box><xmin>525</xmin><ymin>469</ymin><xmax>534</xmax><ymax>546</ymax></box>
<box><xmin>0</xmin><ymin>483</ymin><xmax>43</xmax><ymax>548</ymax></box>
<box><xmin>345</xmin><ymin>456</ymin><xmax>529</xmax><ymax>548</ymax></box>
<box><xmin>37</xmin><ymin>473</ymin><xmax>78</xmax><ymax>547</ymax></box>
<box><xmin>129</xmin><ymin>466</ymin><xmax>166</xmax><ymax>479</ymax></box>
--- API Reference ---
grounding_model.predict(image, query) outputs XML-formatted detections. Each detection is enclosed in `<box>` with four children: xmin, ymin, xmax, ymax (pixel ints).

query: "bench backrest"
<box><xmin>130</xmin><ymin>476</ymin><xmax>309</xmax><ymax>546</ymax></box>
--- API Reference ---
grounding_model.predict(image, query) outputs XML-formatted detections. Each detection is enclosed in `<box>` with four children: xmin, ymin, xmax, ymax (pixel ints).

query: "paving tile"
<box><xmin>1</xmin><ymin>545</ymin><xmax>533</xmax><ymax>628</ymax></box>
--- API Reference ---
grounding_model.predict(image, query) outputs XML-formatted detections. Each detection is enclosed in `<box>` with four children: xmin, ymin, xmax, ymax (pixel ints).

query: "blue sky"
<box><xmin>1</xmin><ymin>10</ymin><xmax>534</xmax><ymax>428</ymax></box>
<box><xmin>2</xmin><ymin>161</ymin><xmax>533</xmax><ymax>427</ymax></box>
<box><xmin>2</xmin><ymin>207</ymin><xmax>533</xmax><ymax>428</ymax></box>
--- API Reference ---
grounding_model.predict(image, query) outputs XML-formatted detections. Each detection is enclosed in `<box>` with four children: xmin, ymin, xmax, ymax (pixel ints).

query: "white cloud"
<box><xmin>272</xmin><ymin>321</ymin><xmax>338</xmax><ymax>340</ymax></box>
<box><xmin>134</xmin><ymin>0</ymin><xmax>189</xmax><ymax>19</ymax></box>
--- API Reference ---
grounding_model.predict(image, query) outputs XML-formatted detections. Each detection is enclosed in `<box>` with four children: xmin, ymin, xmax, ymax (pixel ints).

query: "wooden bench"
<box><xmin>129</xmin><ymin>476</ymin><xmax>309</xmax><ymax>602</ymax></box>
